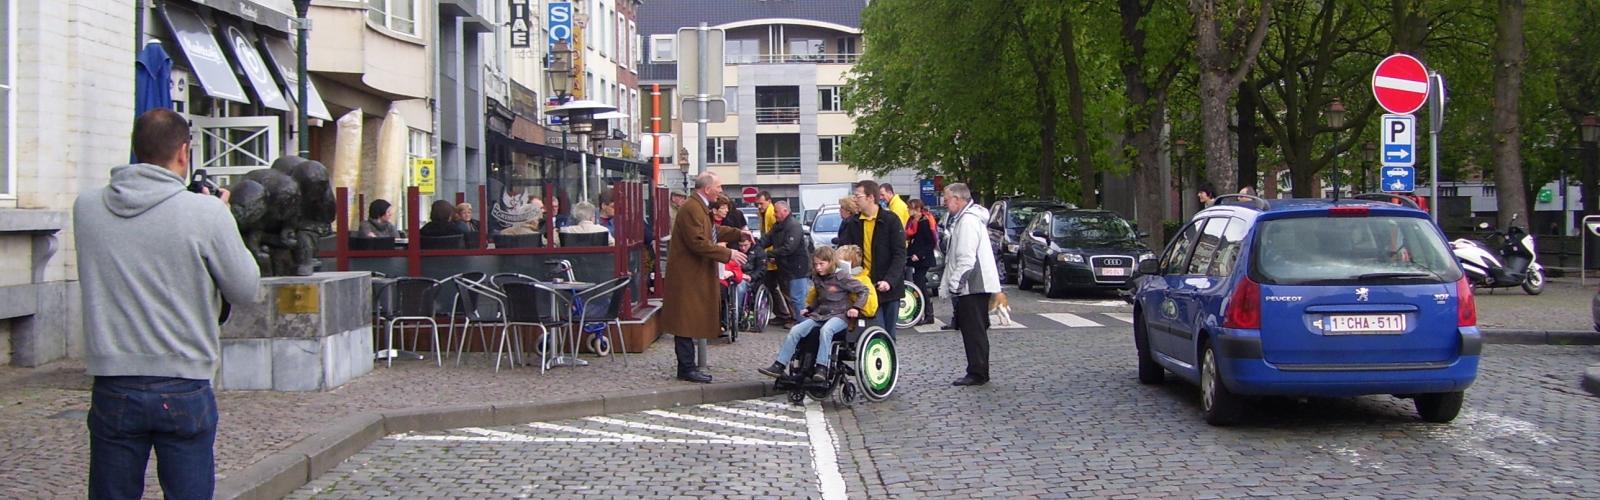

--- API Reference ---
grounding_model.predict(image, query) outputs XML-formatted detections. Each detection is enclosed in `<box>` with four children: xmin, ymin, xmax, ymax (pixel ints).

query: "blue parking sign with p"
<box><xmin>1381</xmin><ymin>114</ymin><xmax>1416</xmax><ymax>167</ymax></box>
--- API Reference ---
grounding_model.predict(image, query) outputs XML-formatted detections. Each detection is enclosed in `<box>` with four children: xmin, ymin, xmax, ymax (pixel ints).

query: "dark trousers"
<box><xmin>88</xmin><ymin>376</ymin><xmax>218</xmax><ymax>500</ymax></box>
<box><xmin>954</xmin><ymin>293</ymin><xmax>992</xmax><ymax>379</ymax></box>
<box><xmin>764</xmin><ymin>273</ymin><xmax>793</xmax><ymax>322</ymax></box>
<box><xmin>674</xmin><ymin>335</ymin><xmax>699</xmax><ymax>373</ymax></box>
<box><xmin>909</xmin><ymin>264</ymin><xmax>932</xmax><ymax>323</ymax></box>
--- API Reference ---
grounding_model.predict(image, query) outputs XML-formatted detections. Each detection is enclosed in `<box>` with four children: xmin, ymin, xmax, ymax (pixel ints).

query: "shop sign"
<box><xmin>412</xmin><ymin>158</ymin><xmax>436</xmax><ymax>195</ymax></box>
<box><xmin>548</xmin><ymin>2</ymin><xmax>572</xmax><ymax>45</ymax></box>
<box><xmin>512</xmin><ymin>82</ymin><xmax>539</xmax><ymax>119</ymax></box>
<box><xmin>510</xmin><ymin>0</ymin><xmax>532</xmax><ymax>48</ymax></box>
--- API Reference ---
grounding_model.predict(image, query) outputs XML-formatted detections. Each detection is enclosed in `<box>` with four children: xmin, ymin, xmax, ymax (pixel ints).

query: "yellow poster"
<box><xmin>412</xmin><ymin>158</ymin><xmax>436</xmax><ymax>195</ymax></box>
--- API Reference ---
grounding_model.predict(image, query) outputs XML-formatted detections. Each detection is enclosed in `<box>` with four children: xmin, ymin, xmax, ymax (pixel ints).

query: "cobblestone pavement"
<box><xmin>284</xmin><ymin>288</ymin><xmax>1600</xmax><ymax>498</ymax></box>
<box><xmin>291</xmin><ymin>397</ymin><xmax>824</xmax><ymax>499</ymax></box>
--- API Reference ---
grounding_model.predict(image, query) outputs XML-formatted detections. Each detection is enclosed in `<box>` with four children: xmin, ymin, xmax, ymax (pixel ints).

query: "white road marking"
<box><xmin>741</xmin><ymin>399</ymin><xmax>805</xmax><ymax>413</ymax></box>
<box><xmin>703</xmin><ymin>404</ymin><xmax>807</xmax><ymax>424</ymax></box>
<box><xmin>1420</xmin><ymin>410</ymin><xmax>1572</xmax><ymax>486</ymax></box>
<box><xmin>643</xmin><ymin>409</ymin><xmax>808</xmax><ymax>437</ymax></box>
<box><xmin>805</xmin><ymin>402</ymin><xmax>848</xmax><ymax>500</ymax></box>
<box><xmin>1105</xmin><ymin>313</ymin><xmax>1134</xmax><ymax>324</ymax></box>
<box><xmin>583</xmin><ymin>416</ymin><xmax>805</xmax><ymax>446</ymax></box>
<box><xmin>1039</xmin><ymin>299</ymin><xmax>1128</xmax><ymax>307</ymax></box>
<box><xmin>527</xmin><ymin>422</ymin><xmax>656</xmax><ymax>441</ymax></box>
<box><xmin>392</xmin><ymin>428</ymin><xmax>806</xmax><ymax>447</ymax></box>
<box><xmin>914</xmin><ymin>322</ymin><xmax>946</xmax><ymax>333</ymax></box>
<box><xmin>1041</xmin><ymin>312</ymin><xmax>1103</xmax><ymax>328</ymax></box>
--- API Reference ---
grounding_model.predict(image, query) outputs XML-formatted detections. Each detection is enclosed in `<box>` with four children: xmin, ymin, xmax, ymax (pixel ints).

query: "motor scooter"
<box><xmin>1450</xmin><ymin>214</ymin><xmax>1544</xmax><ymax>295</ymax></box>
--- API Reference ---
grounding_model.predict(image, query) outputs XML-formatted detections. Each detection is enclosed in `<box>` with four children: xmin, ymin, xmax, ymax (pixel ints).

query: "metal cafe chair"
<box><xmin>421</xmin><ymin>234</ymin><xmax>465</xmax><ymax>249</ymax></box>
<box><xmin>499</xmin><ymin>280</ymin><xmax>576</xmax><ymax>373</ymax></box>
<box><xmin>438</xmin><ymin>272</ymin><xmax>494</xmax><ymax>366</ymax></box>
<box><xmin>573</xmin><ymin>275</ymin><xmax>633</xmax><ymax>366</ymax></box>
<box><xmin>376</xmin><ymin>277</ymin><xmax>444</xmax><ymax>367</ymax></box>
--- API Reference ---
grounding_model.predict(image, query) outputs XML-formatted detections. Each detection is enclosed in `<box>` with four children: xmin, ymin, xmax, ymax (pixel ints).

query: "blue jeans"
<box><xmin>776</xmin><ymin>317</ymin><xmax>849</xmax><ymax>366</ymax></box>
<box><xmin>88</xmin><ymin>376</ymin><xmax>218</xmax><ymax>500</ymax></box>
<box><xmin>786</xmin><ymin>278</ymin><xmax>810</xmax><ymax>322</ymax></box>
<box><xmin>877</xmin><ymin>297</ymin><xmax>900</xmax><ymax>340</ymax></box>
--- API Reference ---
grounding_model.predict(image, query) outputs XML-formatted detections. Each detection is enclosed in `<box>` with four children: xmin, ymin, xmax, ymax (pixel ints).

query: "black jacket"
<box><xmin>760</xmin><ymin>213</ymin><xmax>809</xmax><ymax>281</ymax></box>
<box><xmin>836</xmin><ymin>208</ymin><xmax>907</xmax><ymax>302</ymax></box>
<box><xmin>906</xmin><ymin>213</ymin><xmax>937</xmax><ymax>268</ymax></box>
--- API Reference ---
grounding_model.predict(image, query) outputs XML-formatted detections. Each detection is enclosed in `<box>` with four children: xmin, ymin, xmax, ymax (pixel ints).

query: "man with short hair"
<box><xmin>76</xmin><ymin>108</ymin><xmax>262</xmax><ymax>499</ymax></box>
<box><xmin>1197</xmin><ymin>183</ymin><xmax>1218</xmax><ymax>207</ymax></box>
<box><xmin>660</xmin><ymin>172</ymin><xmax>748</xmax><ymax>382</ymax></box>
<box><xmin>759</xmin><ymin>201</ymin><xmax>810</xmax><ymax>322</ymax></box>
<box><xmin>358</xmin><ymin>198</ymin><xmax>400</xmax><ymax>238</ymax></box>
<box><xmin>836</xmin><ymin>180</ymin><xmax>907</xmax><ymax>338</ymax></box>
<box><xmin>941</xmin><ymin>182</ymin><xmax>1000</xmax><ymax>386</ymax></box>
<box><xmin>753</xmin><ymin>190</ymin><xmax>792</xmax><ymax>325</ymax></box>
<box><xmin>879</xmin><ymin>183</ymin><xmax>910</xmax><ymax>230</ymax></box>
<box><xmin>597</xmin><ymin>189</ymin><xmax>617</xmax><ymax>231</ymax></box>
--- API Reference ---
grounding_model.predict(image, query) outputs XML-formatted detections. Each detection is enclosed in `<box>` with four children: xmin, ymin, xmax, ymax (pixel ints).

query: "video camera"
<box><xmin>187</xmin><ymin>168</ymin><xmax>221</xmax><ymax>196</ymax></box>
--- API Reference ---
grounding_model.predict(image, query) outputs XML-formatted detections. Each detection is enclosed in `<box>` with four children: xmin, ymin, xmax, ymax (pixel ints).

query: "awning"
<box><xmin>259</xmin><ymin>36</ymin><xmax>333</xmax><ymax>121</ymax></box>
<box><xmin>160</xmin><ymin>4</ymin><xmax>249</xmax><ymax>104</ymax></box>
<box><xmin>199</xmin><ymin>0</ymin><xmax>297</xmax><ymax>34</ymax></box>
<box><xmin>221</xmin><ymin>25</ymin><xmax>289</xmax><ymax>112</ymax></box>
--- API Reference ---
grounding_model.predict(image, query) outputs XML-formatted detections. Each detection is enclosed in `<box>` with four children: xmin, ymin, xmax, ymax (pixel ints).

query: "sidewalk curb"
<box><xmin>1481</xmin><ymin>329</ymin><xmax>1600</xmax><ymax>346</ymax></box>
<box><xmin>1584</xmin><ymin>366</ymin><xmax>1600</xmax><ymax>398</ymax></box>
<box><xmin>215</xmin><ymin>380</ymin><xmax>774</xmax><ymax>500</ymax></box>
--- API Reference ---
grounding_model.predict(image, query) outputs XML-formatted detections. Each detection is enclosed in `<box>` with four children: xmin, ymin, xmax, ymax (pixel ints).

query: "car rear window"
<box><xmin>1251</xmin><ymin>215</ymin><xmax>1462</xmax><ymax>285</ymax></box>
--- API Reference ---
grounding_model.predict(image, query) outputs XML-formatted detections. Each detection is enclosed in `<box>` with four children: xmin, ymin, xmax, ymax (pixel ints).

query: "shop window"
<box><xmin>367</xmin><ymin>0</ymin><xmax>419</xmax><ymax>37</ymax></box>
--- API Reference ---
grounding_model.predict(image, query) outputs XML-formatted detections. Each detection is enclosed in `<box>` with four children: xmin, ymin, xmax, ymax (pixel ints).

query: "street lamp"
<box><xmin>1327</xmin><ymin>99</ymin><xmax>1347</xmax><ymax>198</ymax></box>
<box><xmin>293</xmin><ymin>0</ymin><xmax>312</xmax><ymax>156</ymax></box>
<box><xmin>1174</xmin><ymin>138</ymin><xmax>1187</xmax><ymax>217</ymax></box>
<box><xmin>1363</xmin><ymin>142</ymin><xmax>1376</xmax><ymax>192</ymax></box>
<box><xmin>1581</xmin><ymin>114</ymin><xmax>1599</xmax><ymax>219</ymax></box>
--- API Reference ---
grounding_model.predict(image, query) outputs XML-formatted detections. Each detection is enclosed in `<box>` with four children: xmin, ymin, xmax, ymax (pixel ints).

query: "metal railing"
<box><xmin>756</xmin><ymin>157</ymin><xmax>802</xmax><ymax>175</ymax></box>
<box><xmin>755</xmin><ymin>107</ymin><xmax>800</xmax><ymax>124</ymax></box>
<box><xmin>734</xmin><ymin>53</ymin><xmax>861</xmax><ymax>65</ymax></box>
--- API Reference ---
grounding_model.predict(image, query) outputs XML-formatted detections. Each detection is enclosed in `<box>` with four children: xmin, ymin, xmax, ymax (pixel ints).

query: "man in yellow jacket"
<box><xmin>754</xmin><ymin>191</ymin><xmax>792</xmax><ymax>324</ymax></box>
<box><xmin>880</xmin><ymin>183</ymin><xmax>911</xmax><ymax>233</ymax></box>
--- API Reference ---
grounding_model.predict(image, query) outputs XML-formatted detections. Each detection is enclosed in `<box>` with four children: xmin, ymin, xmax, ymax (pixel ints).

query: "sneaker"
<box><xmin>810</xmin><ymin>365</ymin><xmax>831</xmax><ymax>383</ymax></box>
<box><xmin>758</xmin><ymin>362</ymin><xmax>786</xmax><ymax>379</ymax></box>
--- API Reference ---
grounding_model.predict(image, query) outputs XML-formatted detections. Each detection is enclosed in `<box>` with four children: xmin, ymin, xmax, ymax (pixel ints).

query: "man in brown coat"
<box><xmin>660</xmin><ymin>172</ymin><xmax>747</xmax><ymax>382</ymax></box>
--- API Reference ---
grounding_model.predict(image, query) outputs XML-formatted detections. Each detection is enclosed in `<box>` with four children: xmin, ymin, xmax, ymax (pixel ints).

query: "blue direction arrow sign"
<box><xmin>1381</xmin><ymin>114</ymin><xmax>1416</xmax><ymax>167</ymax></box>
<box><xmin>1381</xmin><ymin>166</ymin><xmax>1416</xmax><ymax>193</ymax></box>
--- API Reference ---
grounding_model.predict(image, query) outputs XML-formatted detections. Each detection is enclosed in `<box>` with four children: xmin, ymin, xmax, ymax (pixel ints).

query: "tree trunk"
<box><xmin>1061</xmin><ymin>11</ymin><xmax>1097</xmax><ymax>208</ymax></box>
<box><xmin>1491</xmin><ymin>0</ymin><xmax>1528</xmax><ymax>229</ymax></box>
<box><xmin>1120</xmin><ymin>0</ymin><xmax>1174</xmax><ymax>249</ymax></box>
<box><xmin>1237</xmin><ymin>81</ymin><xmax>1260</xmax><ymax>193</ymax></box>
<box><xmin>1190</xmin><ymin>0</ymin><xmax>1274</xmax><ymax>194</ymax></box>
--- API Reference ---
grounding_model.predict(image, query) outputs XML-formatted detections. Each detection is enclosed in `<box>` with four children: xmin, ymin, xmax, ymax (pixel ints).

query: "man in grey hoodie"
<box><xmin>75</xmin><ymin>108</ymin><xmax>261</xmax><ymax>499</ymax></box>
<box><xmin>941</xmin><ymin>183</ymin><xmax>1001</xmax><ymax>387</ymax></box>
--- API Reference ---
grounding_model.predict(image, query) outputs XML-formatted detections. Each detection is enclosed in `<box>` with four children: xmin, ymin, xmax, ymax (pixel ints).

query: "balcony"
<box><xmin>756</xmin><ymin>157</ymin><xmax>802</xmax><ymax>175</ymax></box>
<box><xmin>755</xmin><ymin>107</ymin><xmax>800</xmax><ymax>125</ymax></box>
<box><xmin>734</xmin><ymin>53</ymin><xmax>861</xmax><ymax>65</ymax></box>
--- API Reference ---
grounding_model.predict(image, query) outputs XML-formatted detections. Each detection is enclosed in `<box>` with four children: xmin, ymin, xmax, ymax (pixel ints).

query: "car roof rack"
<box><xmin>1211</xmin><ymin>193</ymin><xmax>1270</xmax><ymax>211</ymax></box>
<box><xmin>1351</xmin><ymin>192</ymin><xmax>1420</xmax><ymax>209</ymax></box>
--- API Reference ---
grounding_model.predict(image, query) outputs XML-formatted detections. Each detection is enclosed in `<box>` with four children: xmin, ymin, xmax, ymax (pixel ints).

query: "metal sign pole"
<box><xmin>1428</xmin><ymin>72</ymin><xmax>1445</xmax><ymax>224</ymax></box>
<box><xmin>695</xmin><ymin>22</ymin><xmax>710</xmax><ymax>369</ymax></box>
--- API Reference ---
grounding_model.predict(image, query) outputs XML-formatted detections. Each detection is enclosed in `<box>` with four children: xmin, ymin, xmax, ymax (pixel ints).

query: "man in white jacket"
<box><xmin>940</xmin><ymin>183</ymin><xmax>1001</xmax><ymax>386</ymax></box>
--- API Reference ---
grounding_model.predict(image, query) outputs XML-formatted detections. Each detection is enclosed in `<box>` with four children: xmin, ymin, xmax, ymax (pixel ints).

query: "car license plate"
<box><xmin>1325</xmin><ymin>314</ymin><xmax>1406</xmax><ymax>334</ymax></box>
<box><xmin>1099</xmin><ymin>267</ymin><xmax>1128</xmax><ymax>277</ymax></box>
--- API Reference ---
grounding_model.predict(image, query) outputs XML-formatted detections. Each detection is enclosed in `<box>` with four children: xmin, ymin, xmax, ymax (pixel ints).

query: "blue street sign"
<box><xmin>1381</xmin><ymin>166</ymin><xmax>1416</xmax><ymax>193</ymax></box>
<box><xmin>548</xmin><ymin>3</ymin><xmax>573</xmax><ymax>45</ymax></box>
<box><xmin>920</xmin><ymin>179</ymin><xmax>937</xmax><ymax>205</ymax></box>
<box><xmin>1381</xmin><ymin>114</ymin><xmax>1416</xmax><ymax>167</ymax></box>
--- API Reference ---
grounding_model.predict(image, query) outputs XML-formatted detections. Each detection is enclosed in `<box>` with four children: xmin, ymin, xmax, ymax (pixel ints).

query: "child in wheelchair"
<box><xmin>758</xmin><ymin>245</ymin><xmax>878</xmax><ymax>382</ymax></box>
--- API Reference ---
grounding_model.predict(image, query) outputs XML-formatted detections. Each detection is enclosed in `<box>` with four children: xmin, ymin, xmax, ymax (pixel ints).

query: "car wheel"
<box><xmin>1414</xmin><ymin>391</ymin><xmax>1465</xmax><ymax>423</ymax></box>
<box><xmin>1200</xmin><ymin>340</ymin><xmax>1243</xmax><ymax>426</ymax></box>
<box><xmin>1134</xmin><ymin>313</ymin><xmax>1164</xmax><ymax>385</ymax></box>
<box><xmin>1018</xmin><ymin>263</ymin><xmax>1035</xmax><ymax>291</ymax></box>
<box><xmin>1043</xmin><ymin>265</ymin><xmax>1063</xmax><ymax>299</ymax></box>
<box><xmin>1001</xmin><ymin>261</ymin><xmax>1017</xmax><ymax>284</ymax></box>
<box><xmin>1522</xmin><ymin>267</ymin><xmax>1545</xmax><ymax>295</ymax></box>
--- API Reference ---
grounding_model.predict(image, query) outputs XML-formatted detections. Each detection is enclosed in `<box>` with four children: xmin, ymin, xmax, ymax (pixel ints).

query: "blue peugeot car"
<box><xmin>1130</xmin><ymin>194</ymin><xmax>1480</xmax><ymax>426</ymax></box>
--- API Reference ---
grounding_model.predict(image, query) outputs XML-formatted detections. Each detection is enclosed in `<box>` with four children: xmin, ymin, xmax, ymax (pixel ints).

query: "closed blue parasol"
<box><xmin>135</xmin><ymin>41</ymin><xmax>173</xmax><ymax>118</ymax></box>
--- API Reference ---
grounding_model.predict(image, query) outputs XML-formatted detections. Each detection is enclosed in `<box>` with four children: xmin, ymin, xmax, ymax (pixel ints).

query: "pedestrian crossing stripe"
<box><xmin>1104</xmin><ymin>313</ymin><xmax>1133</xmax><ymax>324</ymax></box>
<box><xmin>1041</xmin><ymin>313</ymin><xmax>1103</xmax><ymax>328</ymax></box>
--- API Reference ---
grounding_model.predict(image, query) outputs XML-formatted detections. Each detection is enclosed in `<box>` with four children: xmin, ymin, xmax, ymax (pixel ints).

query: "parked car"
<box><xmin>809</xmin><ymin>204</ymin><xmax>842</xmax><ymax>249</ymax></box>
<box><xmin>1016</xmin><ymin>209</ymin><xmax>1154</xmax><ymax>298</ymax></box>
<box><xmin>988</xmin><ymin>198</ymin><xmax>1075</xmax><ymax>283</ymax></box>
<box><xmin>1129</xmin><ymin>195</ymin><xmax>1480</xmax><ymax>426</ymax></box>
<box><xmin>736</xmin><ymin>206</ymin><xmax>762</xmax><ymax>241</ymax></box>
<box><xmin>1592</xmin><ymin>286</ymin><xmax>1599</xmax><ymax>332</ymax></box>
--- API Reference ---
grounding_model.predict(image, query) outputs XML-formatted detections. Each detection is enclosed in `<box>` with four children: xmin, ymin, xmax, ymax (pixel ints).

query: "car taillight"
<box><xmin>1223</xmin><ymin>276</ymin><xmax>1261</xmax><ymax>329</ymax></box>
<box><xmin>1457</xmin><ymin>277</ymin><xmax>1477</xmax><ymax>327</ymax></box>
<box><xmin>1328</xmin><ymin>206</ymin><xmax>1370</xmax><ymax>217</ymax></box>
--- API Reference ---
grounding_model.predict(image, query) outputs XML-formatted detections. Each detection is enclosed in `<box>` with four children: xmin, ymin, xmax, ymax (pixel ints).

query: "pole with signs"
<box><xmin>1427</xmin><ymin>72</ymin><xmax>1446</xmax><ymax>223</ymax></box>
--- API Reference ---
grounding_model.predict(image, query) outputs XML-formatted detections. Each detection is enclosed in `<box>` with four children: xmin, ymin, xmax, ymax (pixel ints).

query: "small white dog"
<box><xmin>989</xmin><ymin>292</ymin><xmax>1014</xmax><ymax>326</ymax></box>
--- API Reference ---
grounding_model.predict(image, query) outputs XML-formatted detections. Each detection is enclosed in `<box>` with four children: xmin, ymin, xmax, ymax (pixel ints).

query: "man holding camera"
<box><xmin>74</xmin><ymin>108</ymin><xmax>261</xmax><ymax>499</ymax></box>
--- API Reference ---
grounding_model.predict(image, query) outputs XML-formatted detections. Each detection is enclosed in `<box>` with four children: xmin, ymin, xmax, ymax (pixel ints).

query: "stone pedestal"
<box><xmin>218</xmin><ymin>272</ymin><xmax>373</xmax><ymax>391</ymax></box>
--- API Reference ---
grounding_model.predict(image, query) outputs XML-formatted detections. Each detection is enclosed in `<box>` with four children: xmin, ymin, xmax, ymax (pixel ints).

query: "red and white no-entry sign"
<box><xmin>741</xmin><ymin>186</ymin><xmax>759</xmax><ymax>203</ymax></box>
<box><xmin>1372</xmin><ymin>54</ymin><xmax>1430</xmax><ymax>115</ymax></box>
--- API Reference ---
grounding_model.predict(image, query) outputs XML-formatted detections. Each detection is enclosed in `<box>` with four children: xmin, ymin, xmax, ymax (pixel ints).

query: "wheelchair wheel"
<box><xmin>855</xmin><ymin>327</ymin><xmax>898</xmax><ymax>401</ymax></box>
<box><xmin>896</xmin><ymin>282</ymin><xmax>925</xmax><ymax>330</ymax></box>
<box><xmin>838</xmin><ymin>379</ymin><xmax>859</xmax><ymax>407</ymax></box>
<box><xmin>745</xmin><ymin>286</ymin><xmax>772</xmax><ymax>332</ymax></box>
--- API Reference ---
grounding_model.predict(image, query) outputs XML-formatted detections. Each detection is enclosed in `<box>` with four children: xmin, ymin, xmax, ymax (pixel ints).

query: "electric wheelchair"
<box><xmin>772</xmin><ymin>317</ymin><xmax>899</xmax><ymax>406</ymax></box>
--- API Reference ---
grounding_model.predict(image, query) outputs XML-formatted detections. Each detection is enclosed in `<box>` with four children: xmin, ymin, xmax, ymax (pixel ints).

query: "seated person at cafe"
<box><xmin>558</xmin><ymin>201</ymin><xmax>615</xmax><ymax>246</ymax></box>
<box><xmin>454</xmin><ymin>202</ymin><xmax>481</xmax><ymax>231</ymax></box>
<box><xmin>420</xmin><ymin>200</ymin><xmax>471</xmax><ymax>237</ymax></box>
<box><xmin>598</xmin><ymin>189</ymin><xmax>617</xmax><ymax>231</ymax></box>
<box><xmin>357</xmin><ymin>198</ymin><xmax>401</xmax><ymax>238</ymax></box>
<box><xmin>499</xmin><ymin>198</ymin><xmax>546</xmax><ymax>236</ymax></box>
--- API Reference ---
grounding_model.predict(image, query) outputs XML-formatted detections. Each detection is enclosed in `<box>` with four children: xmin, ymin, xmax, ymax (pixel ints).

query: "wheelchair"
<box><xmin>718</xmin><ymin>280</ymin><xmax>772</xmax><ymax>342</ymax></box>
<box><xmin>772</xmin><ymin>317</ymin><xmax>899</xmax><ymax>406</ymax></box>
<box><xmin>896</xmin><ymin>281</ymin><xmax>926</xmax><ymax>330</ymax></box>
